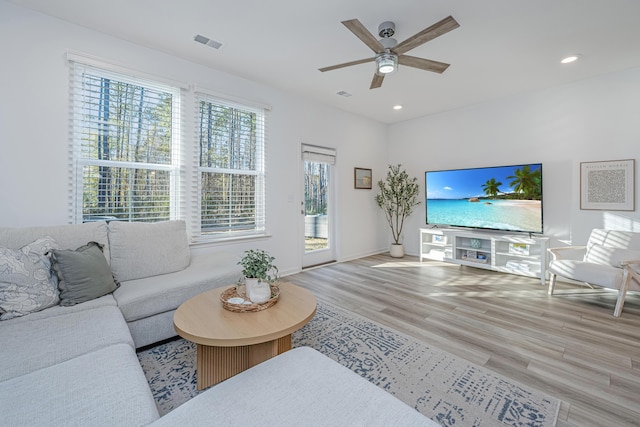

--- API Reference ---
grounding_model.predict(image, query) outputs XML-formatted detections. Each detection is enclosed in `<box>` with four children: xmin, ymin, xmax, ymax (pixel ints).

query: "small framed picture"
<box><xmin>580</xmin><ymin>159</ymin><xmax>635</xmax><ymax>211</ymax></box>
<box><xmin>354</xmin><ymin>167</ymin><xmax>372</xmax><ymax>189</ymax></box>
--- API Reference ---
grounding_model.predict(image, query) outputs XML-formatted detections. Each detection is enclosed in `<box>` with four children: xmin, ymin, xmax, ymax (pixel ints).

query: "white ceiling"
<box><xmin>9</xmin><ymin>0</ymin><xmax>640</xmax><ymax>124</ymax></box>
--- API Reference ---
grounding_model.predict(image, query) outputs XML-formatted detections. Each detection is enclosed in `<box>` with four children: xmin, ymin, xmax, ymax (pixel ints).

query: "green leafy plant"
<box><xmin>375</xmin><ymin>164</ymin><xmax>421</xmax><ymax>245</ymax></box>
<box><xmin>238</xmin><ymin>249</ymin><xmax>279</xmax><ymax>283</ymax></box>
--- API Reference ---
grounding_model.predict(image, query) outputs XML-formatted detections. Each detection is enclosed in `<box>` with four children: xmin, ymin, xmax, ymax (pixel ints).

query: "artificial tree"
<box><xmin>375</xmin><ymin>164</ymin><xmax>421</xmax><ymax>256</ymax></box>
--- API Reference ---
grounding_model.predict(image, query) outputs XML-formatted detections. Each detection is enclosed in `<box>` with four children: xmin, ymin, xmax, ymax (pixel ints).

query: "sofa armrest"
<box><xmin>621</xmin><ymin>259</ymin><xmax>640</xmax><ymax>280</ymax></box>
<box><xmin>548</xmin><ymin>245</ymin><xmax>586</xmax><ymax>261</ymax></box>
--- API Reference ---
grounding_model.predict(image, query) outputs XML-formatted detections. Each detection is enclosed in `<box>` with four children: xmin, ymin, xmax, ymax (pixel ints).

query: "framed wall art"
<box><xmin>354</xmin><ymin>167</ymin><xmax>372</xmax><ymax>189</ymax></box>
<box><xmin>580</xmin><ymin>159</ymin><xmax>635</xmax><ymax>211</ymax></box>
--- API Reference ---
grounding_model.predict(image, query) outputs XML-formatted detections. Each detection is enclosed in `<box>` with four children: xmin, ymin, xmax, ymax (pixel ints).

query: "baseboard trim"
<box><xmin>302</xmin><ymin>260</ymin><xmax>337</xmax><ymax>270</ymax></box>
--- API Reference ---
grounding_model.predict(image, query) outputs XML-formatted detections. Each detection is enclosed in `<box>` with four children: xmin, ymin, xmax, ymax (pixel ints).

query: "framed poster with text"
<box><xmin>580</xmin><ymin>159</ymin><xmax>635</xmax><ymax>210</ymax></box>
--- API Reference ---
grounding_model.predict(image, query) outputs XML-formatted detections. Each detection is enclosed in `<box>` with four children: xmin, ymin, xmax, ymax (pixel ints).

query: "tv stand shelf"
<box><xmin>420</xmin><ymin>228</ymin><xmax>549</xmax><ymax>284</ymax></box>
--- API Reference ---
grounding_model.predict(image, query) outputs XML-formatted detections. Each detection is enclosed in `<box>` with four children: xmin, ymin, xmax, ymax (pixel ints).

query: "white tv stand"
<box><xmin>419</xmin><ymin>228</ymin><xmax>549</xmax><ymax>285</ymax></box>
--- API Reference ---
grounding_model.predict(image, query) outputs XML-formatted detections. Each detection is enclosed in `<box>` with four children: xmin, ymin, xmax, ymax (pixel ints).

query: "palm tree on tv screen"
<box><xmin>481</xmin><ymin>178</ymin><xmax>502</xmax><ymax>198</ymax></box>
<box><xmin>507</xmin><ymin>166</ymin><xmax>541</xmax><ymax>199</ymax></box>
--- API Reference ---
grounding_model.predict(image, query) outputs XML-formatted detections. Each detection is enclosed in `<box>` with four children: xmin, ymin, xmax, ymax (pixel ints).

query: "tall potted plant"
<box><xmin>238</xmin><ymin>249</ymin><xmax>279</xmax><ymax>303</ymax></box>
<box><xmin>375</xmin><ymin>164</ymin><xmax>421</xmax><ymax>258</ymax></box>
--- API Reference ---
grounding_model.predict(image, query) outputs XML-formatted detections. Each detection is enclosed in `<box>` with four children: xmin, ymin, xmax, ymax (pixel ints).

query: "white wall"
<box><xmin>0</xmin><ymin>1</ymin><xmax>389</xmax><ymax>275</ymax></box>
<box><xmin>3</xmin><ymin>1</ymin><xmax>639</xmax><ymax>270</ymax></box>
<box><xmin>389</xmin><ymin>66</ymin><xmax>640</xmax><ymax>254</ymax></box>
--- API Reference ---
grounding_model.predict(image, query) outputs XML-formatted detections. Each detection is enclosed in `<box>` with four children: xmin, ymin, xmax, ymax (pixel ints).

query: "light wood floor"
<box><xmin>287</xmin><ymin>254</ymin><xmax>640</xmax><ymax>427</ymax></box>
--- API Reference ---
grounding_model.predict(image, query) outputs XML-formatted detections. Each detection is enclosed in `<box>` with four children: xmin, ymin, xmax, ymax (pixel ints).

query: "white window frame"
<box><xmin>191</xmin><ymin>91</ymin><xmax>268</xmax><ymax>242</ymax></box>
<box><xmin>68</xmin><ymin>52</ymin><xmax>185</xmax><ymax>225</ymax></box>
<box><xmin>67</xmin><ymin>52</ymin><xmax>271</xmax><ymax>243</ymax></box>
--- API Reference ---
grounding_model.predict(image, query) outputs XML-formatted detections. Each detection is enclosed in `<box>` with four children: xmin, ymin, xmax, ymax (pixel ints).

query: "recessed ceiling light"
<box><xmin>561</xmin><ymin>54</ymin><xmax>581</xmax><ymax>64</ymax></box>
<box><xmin>393</xmin><ymin>105</ymin><xmax>403</xmax><ymax>110</ymax></box>
<box><xmin>336</xmin><ymin>91</ymin><xmax>352</xmax><ymax>97</ymax></box>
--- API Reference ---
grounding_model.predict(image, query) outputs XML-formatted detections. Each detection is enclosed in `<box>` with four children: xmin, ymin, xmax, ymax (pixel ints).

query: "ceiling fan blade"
<box><xmin>318</xmin><ymin>57</ymin><xmax>375</xmax><ymax>72</ymax></box>
<box><xmin>370</xmin><ymin>73</ymin><xmax>384</xmax><ymax>89</ymax></box>
<box><xmin>394</xmin><ymin>15</ymin><xmax>459</xmax><ymax>55</ymax></box>
<box><xmin>398</xmin><ymin>55</ymin><xmax>450</xmax><ymax>74</ymax></box>
<box><xmin>342</xmin><ymin>19</ymin><xmax>385</xmax><ymax>54</ymax></box>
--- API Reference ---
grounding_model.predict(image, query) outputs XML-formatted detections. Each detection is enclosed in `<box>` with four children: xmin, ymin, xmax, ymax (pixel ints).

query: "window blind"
<box><xmin>68</xmin><ymin>60</ymin><xmax>182</xmax><ymax>223</ymax></box>
<box><xmin>67</xmin><ymin>53</ymin><xmax>270</xmax><ymax>242</ymax></box>
<box><xmin>191</xmin><ymin>93</ymin><xmax>268</xmax><ymax>241</ymax></box>
<box><xmin>302</xmin><ymin>144</ymin><xmax>336</xmax><ymax>165</ymax></box>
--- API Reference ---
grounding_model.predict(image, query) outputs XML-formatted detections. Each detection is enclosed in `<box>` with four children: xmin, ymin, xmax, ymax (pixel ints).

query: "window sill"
<box><xmin>190</xmin><ymin>233</ymin><xmax>272</xmax><ymax>247</ymax></box>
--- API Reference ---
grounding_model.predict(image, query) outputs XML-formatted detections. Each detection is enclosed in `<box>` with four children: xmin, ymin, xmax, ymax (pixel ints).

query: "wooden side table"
<box><xmin>173</xmin><ymin>282</ymin><xmax>317</xmax><ymax>390</ymax></box>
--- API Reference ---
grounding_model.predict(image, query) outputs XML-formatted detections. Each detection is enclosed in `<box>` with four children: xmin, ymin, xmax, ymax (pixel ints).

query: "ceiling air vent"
<box><xmin>194</xmin><ymin>34</ymin><xmax>223</xmax><ymax>50</ymax></box>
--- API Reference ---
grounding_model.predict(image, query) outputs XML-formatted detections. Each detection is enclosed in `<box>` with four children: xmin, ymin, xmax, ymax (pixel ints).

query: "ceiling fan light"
<box><xmin>377</xmin><ymin>53</ymin><xmax>398</xmax><ymax>74</ymax></box>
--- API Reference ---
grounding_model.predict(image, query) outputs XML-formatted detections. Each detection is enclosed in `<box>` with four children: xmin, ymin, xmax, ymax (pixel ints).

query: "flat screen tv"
<box><xmin>425</xmin><ymin>163</ymin><xmax>543</xmax><ymax>234</ymax></box>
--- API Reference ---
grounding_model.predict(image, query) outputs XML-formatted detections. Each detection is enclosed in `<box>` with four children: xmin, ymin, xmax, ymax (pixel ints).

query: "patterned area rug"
<box><xmin>138</xmin><ymin>301</ymin><xmax>560</xmax><ymax>427</ymax></box>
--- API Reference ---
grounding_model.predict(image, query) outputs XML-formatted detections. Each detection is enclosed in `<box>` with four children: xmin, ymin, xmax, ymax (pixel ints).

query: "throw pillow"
<box><xmin>0</xmin><ymin>236</ymin><xmax>60</xmax><ymax>320</ymax></box>
<box><xmin>50</xmin><ymin>242</ymin><xmax>120</xmax><ymax>306</ymax></box>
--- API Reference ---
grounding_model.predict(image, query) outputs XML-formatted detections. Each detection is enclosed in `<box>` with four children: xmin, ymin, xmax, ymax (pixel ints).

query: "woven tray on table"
<box><xmin>220</xmin><ymin>284</ymin><xmax>280</xmax><ymax>313</ymax></box>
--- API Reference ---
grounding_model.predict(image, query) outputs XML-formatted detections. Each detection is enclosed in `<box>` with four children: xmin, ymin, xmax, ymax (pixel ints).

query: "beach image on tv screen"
<box><xmin>426</xmin><ymin>164</ymin><xmax>542</xmax><ymax>233</ymax></box>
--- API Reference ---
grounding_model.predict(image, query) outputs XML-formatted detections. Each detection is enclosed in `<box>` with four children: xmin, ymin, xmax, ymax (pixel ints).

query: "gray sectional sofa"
<box><xmin>0</xmin><ymin>220</ymin><xmax>436</xmax><ymax>426</ymax></box>
<box><xmin>0</xmin><ymin>220</ymin><xmax>241</xmax><ymax>348</ymax></box>
<box><xmin>0</xmin><ymin>220</ymin><xmax>242</xmax><ymax>425</ymax></box>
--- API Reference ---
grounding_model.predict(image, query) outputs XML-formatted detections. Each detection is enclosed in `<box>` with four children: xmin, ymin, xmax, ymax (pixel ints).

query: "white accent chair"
<box><xmin>548</xmin><ymin>229</ymin><xmax>640</xmax><ymax>317</ymax></box>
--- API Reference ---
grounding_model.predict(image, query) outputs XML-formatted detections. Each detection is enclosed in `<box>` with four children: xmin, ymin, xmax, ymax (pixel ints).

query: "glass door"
<box><xmin>301</xmin><ymin>145</ymin><xmax>336</xmax><ymax>268</ymax></box>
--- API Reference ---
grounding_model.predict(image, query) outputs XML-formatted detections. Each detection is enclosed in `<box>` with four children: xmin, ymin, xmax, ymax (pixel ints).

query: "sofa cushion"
<box><xmin>50</xmin><ymin>242</ymin><xmax>120</xmax><ymax>306</ymax></box>
<box><xmin>0</xmin><ymin>305</ymin><xmax>133</xmax><ymax>381</ymax></box>
<box><xmin>108</xmin><ymin>220</ymin><xmax>190</xmax><ymax>281</ymax></box>
<box><xmin>0</xmin><ymin>236</ymin><xmax>60</xmax><ymax>320</ymax></box>
<box><xmin>584</xmin><ymin>244</ymin><xmax>640</xmax><ymax>268</ymax></box>
<box><xmin>127</xmin><ymin>309</ymin><xmax>177</xmax><ymax>349</ymax></box>
<box><xmin>548</xmin><ymin>259</ymin><xmax>624</xmax><ymax>289</ymax></box>
<box><xmin>0</xmin><ymin>343</ymin><xmax>160</xmax><ymax>427</ymax></box>
<box><xmin>114</xmin><ymin>250</ymin><xmax>240</xmax><ymax>323</ymax></box>
<box><xmin>587</xmin><ymin>229</ymin><xmax>640</xmax><ymax>251</ymax></box>
<box><xmin>150</xmin><ymin>346</ymin><xmax>435</xmax><ymax>427</ymax></box>
<box><xmin>0</xmin><ymin>221</ymin><xmax>110</xmax><ymax>263</ymax></box>
<box><xmin>2</xmin><ymin>294</ymin><xmax>117</xmax><ymax>324</ymax></box>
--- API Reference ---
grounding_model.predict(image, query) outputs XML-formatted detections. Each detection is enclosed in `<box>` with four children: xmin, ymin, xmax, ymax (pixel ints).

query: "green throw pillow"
<box><xmin>50</xmin><ymin>242</ymin><xmax>120</xmax><ymax>306</ymax></box>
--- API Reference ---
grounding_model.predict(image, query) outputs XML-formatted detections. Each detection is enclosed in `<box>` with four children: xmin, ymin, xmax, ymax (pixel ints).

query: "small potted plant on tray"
<box><xmin>238</xmin><ymin>249</ymin><xmax>279</xmax><ymax>303</ymax></box>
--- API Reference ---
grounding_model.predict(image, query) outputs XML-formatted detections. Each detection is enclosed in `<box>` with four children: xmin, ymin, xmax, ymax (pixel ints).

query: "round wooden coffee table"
<box><xmin>173</xmin><ymin>281</ymin><xmax>317</xmax><ymax>390</ymax></box>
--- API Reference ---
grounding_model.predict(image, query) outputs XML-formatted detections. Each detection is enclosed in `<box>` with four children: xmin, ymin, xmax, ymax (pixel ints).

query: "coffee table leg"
<box><xmin>251</xmin><ymin>333</ymin><xmax>292</xmax><ymax>364</ymax></box>
<box><xmin>197</xmin><ymin>345</ymin><xmax>248</xmax><ymax>390</ymax></box>
<box><xmin>277</xmin><ymin>334</ymin><xmax>292</xmax><ymax>353</ymax></box>
<box><xmin>247</xmin><ymin>340</ymin><xmax>278</xmax><ymax>368</ymax></box>
<box><xmin>196</xmin><ymin>334</ymin><xmax>293</xmax><ymax>390</ymax></box>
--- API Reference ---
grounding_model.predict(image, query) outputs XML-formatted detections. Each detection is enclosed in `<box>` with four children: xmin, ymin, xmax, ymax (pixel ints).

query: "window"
<box><xmin>68</xmin><ymin>54</ymin><xmax>269</xmax><ymax>242</ymax></box>
<box><xmin>195</xmin><ymin>94</ymin><xmax>266</xmax><ymax>239</ymax></box>
<box><xmin>69</xmin><ymin>60</ymin><xmax>181</xmax><ymax>223</ymax></box>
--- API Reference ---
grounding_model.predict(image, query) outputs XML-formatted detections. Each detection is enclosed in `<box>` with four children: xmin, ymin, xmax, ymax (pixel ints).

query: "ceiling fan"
<box><xmin>319</xmin><ymin>16</ymin><xmax>460</xmax><ymax>89</ymax></box>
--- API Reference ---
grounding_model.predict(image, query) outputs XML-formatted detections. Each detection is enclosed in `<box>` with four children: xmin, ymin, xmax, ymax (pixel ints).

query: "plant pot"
<box><xmin>245</xmin><ymin>278</ymin><xmax>271</xmax><ymax>303</ymax></box>
<box><xmin>389</xmin><ymin>244</ymin><xmax>405</xmax><ymax>258</ymax></box>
